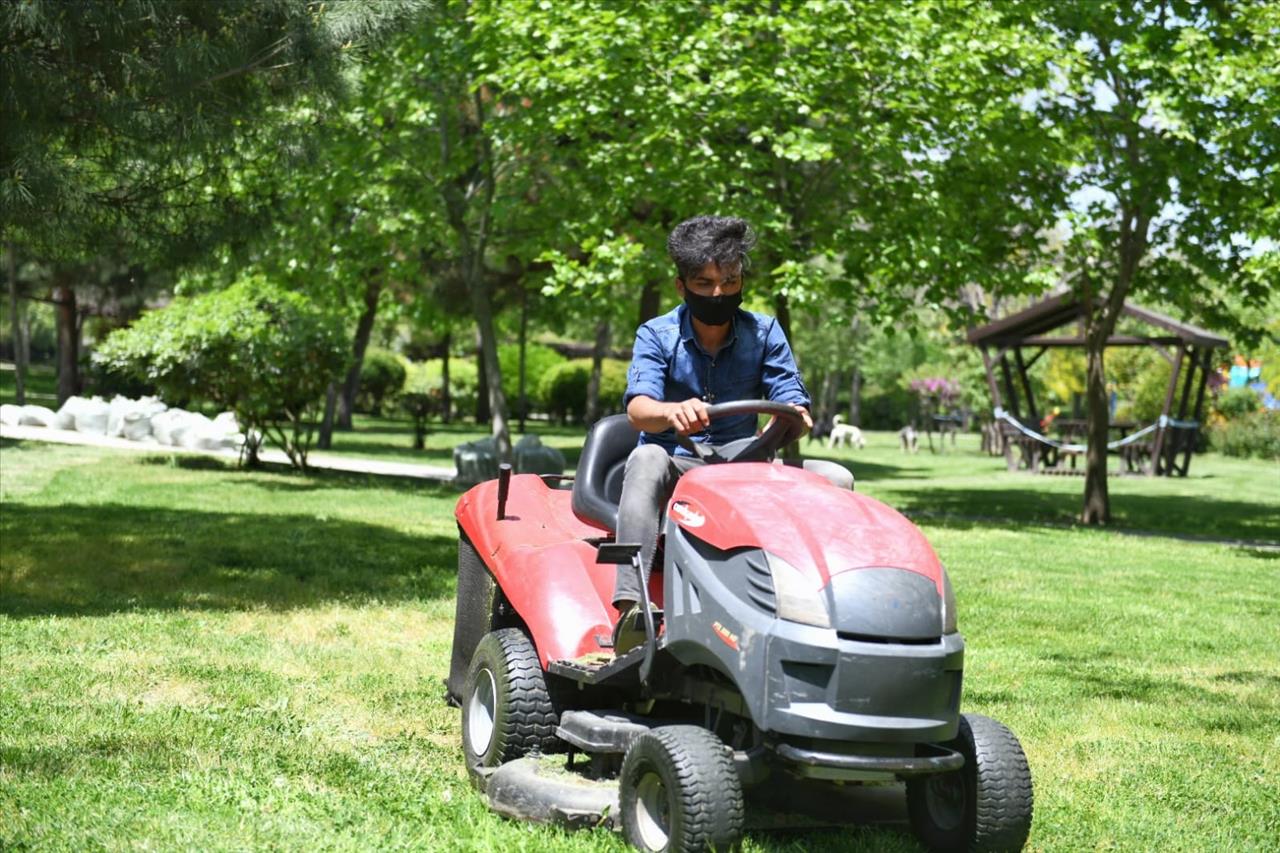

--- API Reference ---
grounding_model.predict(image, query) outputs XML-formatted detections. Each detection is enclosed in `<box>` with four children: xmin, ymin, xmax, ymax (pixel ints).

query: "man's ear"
<box><xmin>673</xmin><ymin>277</ymin><xmax>686</xmax><ymax>297</ymax></box>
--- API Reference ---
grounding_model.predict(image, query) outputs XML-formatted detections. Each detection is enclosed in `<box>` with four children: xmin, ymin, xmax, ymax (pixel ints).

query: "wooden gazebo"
<box><xmin>967</xmin><ymin>292</ymin><xmax>1229</xmax><ymax>477</ymax></box>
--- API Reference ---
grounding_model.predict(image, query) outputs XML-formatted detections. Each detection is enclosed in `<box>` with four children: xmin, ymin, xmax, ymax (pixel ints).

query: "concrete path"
<box><xmin>0</xmin><ymin>423</ymin><xmax>458</xmax><ymax>483</ymax></box>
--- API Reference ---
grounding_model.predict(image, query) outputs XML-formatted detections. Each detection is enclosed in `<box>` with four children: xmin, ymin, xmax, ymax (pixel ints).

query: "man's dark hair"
<box><xmin>666</xmin><ymin>215</ymin><xmax>756</xmax><ymax>282</ymax></box>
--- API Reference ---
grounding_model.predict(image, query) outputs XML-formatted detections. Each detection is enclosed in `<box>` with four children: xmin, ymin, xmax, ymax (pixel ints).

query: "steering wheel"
<box><xmin>675</xmin><ymin>400</ymin><xmax>808</xmax><ymax>463</ymax></box>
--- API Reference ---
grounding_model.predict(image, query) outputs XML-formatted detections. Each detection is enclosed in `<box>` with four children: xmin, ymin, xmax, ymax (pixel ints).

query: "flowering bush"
<box><xmin>908</xmin><ymin>377</ymin><xmax>961</xmax><ymax>409</ymax></box>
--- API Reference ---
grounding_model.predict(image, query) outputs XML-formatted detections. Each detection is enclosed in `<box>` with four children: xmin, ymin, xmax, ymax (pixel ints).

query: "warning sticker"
<box><xmin>712</xmin><ymin>621</ymin><xmax>740</xmax><ymax>651</ymax></box>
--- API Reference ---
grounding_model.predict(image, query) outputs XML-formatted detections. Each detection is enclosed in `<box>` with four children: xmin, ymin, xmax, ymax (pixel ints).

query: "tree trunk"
<box><xmin>6</xmin><ymin>242</ymin><xmax>25</xmax><ymax>405</ymax></box>
<box><xmin>470</xmin><ymin>279</ymin><xmax>511</xmax><ymax>462</ymax></box>
<box><xmin>584</xmin><ymin>319</ymin><xmax>611</xmax><ymax>425</ymax></box>
<box><xmin>474</xmin><ymin>331</ymin><xmax>490</xmax><ymax>424</ymax></box>
<box><xmin>20</xmin><ymin>311</ymin><xmax>31</xmax><ymax>368</ymax></box>
<box><xmin>774</xmin><ymin>292</ymin><xmax>800</xmax><ymax>460</ymax></box>
<box><xmin>773</xmin><ymin>292</ymin><xmax>792</xmax><ymax>344</ymax></box>
<box><xmin>1081</xmin><ymin>330</ymin><xmax>1111</xmax><ymax>524</ymax></box>
<box><xmin>440</xmin><ymin>332</ymin><xmax>452</xmax><ymax>424</ymax></box>
<box><xmin>818</xmin><ymin>370</ymin><xmax>838</xmax><ymax>424</ymax></box>
<box><xmin>638</xmin><ymin>278</ymin><xmax>661</xmax><ymax>327</ymax></box>
<box><xmin>337</xmin><ymin>275</ymin><xmax>382</xmax><ymax>430</ymax></box>
<box><xmin>53</xmin><ymin>280</ymin><xmax>78</xmax><ymax>405</ymax></box>
<box><xmin>848</xmin><ymin>366</ymin><xmax>862</xmax><ymax>426</ymax></box>
<box><xmin>316</xmin><ymin>383</ymin><xmax>338</xmax><ymax>450</ymax></box>
<box><xmin>1080</xmin><ymin>201</ymin><xmax>1148</xmax><ymax>523</ymax></box>
<box><xmin>517</xmin><ymin>287</ymin><xmax>528</xmax><ymax>433</ymax></box>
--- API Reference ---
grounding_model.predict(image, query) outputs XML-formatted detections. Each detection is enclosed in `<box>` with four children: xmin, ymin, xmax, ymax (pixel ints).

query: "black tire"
<box><xmin>619</xmin><ymin>725</ymin><xmax>744</xmax><ymax>853</ymax></box>
<box><xmin>460</xmin><ymin>628</ymin><xmax>559</xmax><ymax>786</ymax></box>
<box><xmin>907</xmin><ymin>713</ymin><xmax>1034</xmax><ymax>852</ymax></box>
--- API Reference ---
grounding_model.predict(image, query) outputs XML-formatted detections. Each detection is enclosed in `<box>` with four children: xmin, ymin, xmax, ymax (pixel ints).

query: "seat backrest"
<box><xmin>571</xmin><ymin>414</ymin><xmax>640</xmax><ymax>532</ymax></box>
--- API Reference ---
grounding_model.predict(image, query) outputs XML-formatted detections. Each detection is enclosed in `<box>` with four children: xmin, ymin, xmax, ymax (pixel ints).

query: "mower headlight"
<box><xmin>765</xmin><ymin>552</ymin><xmax>831</xmax><ymax>629</ymax></box>
<box><xmin>941</xmin><ymin>567</ymin><xmax>958</xmax><ymax>634</ymax></box>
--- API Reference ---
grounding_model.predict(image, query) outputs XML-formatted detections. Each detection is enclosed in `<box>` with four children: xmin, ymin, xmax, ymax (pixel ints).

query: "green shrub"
<box><xmin>1213</xmin><ymin>387</ymin><xmax>1263</xmax><ymax>420</ymax></box>
<box><xmin>1129</xmin><ymin>358</ymin><xmax>1175</xmax><ymax>424</ymax></box>
<box><xmin>357</xmin><ymin>348</ymin><xmax>407</xmax><ymax>415</ymax></box>
<box><xmin>498</xmin><ymin>343</ymin><xmax>566</xmax><ymax>414</ymax></box>
<box><xmin>83</xmin><ymin>355</ymin><xmax>156</xmax><ymax>400</ymax></box>
<box><xmin>1209</xmin><ymin>409</ymin><xmax>1280</xmax><ymax>460</ymax></box>
<box><xmin>859</xmin><ymin>385</ymin><xmax>915</xmax><ymax>429</ymax></box>
<box><xmin>405</xmin><ymin>356</ymin><xmax>477</xmax><ymax>421</ymax></box>
<box><xmin>538</xmin><ymin>358</ymin><xmax>628</xmax><ymax>423</ymax></box>
<box><xmin>94</xmin><ymin>275</ymin><xmax>347</xmax><ymax>469</ymax></box>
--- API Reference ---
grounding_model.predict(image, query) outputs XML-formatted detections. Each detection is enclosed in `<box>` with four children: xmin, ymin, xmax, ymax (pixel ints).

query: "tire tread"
<box><xmin>620</xmin><ymin>725</ymin><xmax>744</xmax><ymax>852</ymax></box>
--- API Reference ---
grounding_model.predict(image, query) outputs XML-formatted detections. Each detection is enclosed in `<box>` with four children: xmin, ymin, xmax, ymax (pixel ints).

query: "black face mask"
<box><xmin>683</xmin><ymin>289</ymin><xmax>742</xmax><ymax>326</ymax></box>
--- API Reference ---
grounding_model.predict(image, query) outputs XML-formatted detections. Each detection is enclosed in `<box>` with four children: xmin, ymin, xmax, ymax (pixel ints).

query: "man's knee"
<box><xmin>625</xmin><ymin>443</ymin><xmax>671</xmax><ymax>479</ymax></box>
<box><xmin>803</xmin><ymin>459</ymin><xmax>854</xmax><ymax>491</ymax></box>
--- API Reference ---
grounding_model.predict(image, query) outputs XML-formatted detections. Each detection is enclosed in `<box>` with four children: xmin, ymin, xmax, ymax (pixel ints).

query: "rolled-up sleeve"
<box><xmin>761</xmin><ymin>319</ymin><xmax>811</xmax><ymax>408</ymax></box>
<box><xmin>624</xmin><ymin>323</ymin><xmax>667</xmax><ymax>407</ymax></box>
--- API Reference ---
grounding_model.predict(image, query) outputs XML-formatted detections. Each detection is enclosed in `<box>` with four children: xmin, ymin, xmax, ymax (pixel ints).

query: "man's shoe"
<box><xmin>611</xmin><ymin>602</ymin><xmax>649</xmax><ymax>656</ymax></box>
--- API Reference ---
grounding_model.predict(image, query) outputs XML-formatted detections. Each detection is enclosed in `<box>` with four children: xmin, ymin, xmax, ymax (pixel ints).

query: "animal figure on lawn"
<box><xmin>828</xmin><ymin>414</ymin><xmax>865</xmax><ymax>449</ymax></box>
<box><xmin>899</xmin><ymin>424</ymin><xmax>919</xmax><ymax>453</ymax></box>
<box><xmin>807</xmin><ymin>415</ymin><xmax>834</xmax><ymax>445</ymax></box>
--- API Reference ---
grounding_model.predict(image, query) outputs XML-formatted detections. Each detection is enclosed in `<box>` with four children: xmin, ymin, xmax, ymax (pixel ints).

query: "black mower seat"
<box><xmin>571</xmin><ymin>413</ymin><xmax>640</xmax><ymax>532</ymax></box>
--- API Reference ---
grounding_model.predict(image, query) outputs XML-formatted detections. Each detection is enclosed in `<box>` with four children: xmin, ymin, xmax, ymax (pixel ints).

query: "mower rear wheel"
<box><xmin>461</xmin><ymin>628</ymin><xmax>559</xmax><ymax>786</ymax></box>
<box><xmin>619</xmin><ymin>725</ymin><xmax>744</xmax><ymax>852</ymax></box>
<box><xmin>907</xmin><ymin>713</ymin><xmax>1033</xmax><ymax>852</ymax></box>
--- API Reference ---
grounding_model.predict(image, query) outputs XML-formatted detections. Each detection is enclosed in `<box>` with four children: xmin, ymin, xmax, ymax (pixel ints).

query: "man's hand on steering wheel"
<box><xmin>762</xmin><ymin>404</ymin><xmax>813</xmax><ymax>439</ymax></box>
<box><xmin>662</xmin><ymin>398</ymin><xmax>712</xmax><ymax>435</ymax></box>
<box><xmin>675</xmin><ymin>400</ymin><xmax>809</xmax><ymax>462</ymax></box>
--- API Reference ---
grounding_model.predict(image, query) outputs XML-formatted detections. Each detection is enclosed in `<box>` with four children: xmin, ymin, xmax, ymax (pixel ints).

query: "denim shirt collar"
<box><xmin>677</xmin><ymin>302</ymin><xmax>740</xmax><ymax>357</ymax></box>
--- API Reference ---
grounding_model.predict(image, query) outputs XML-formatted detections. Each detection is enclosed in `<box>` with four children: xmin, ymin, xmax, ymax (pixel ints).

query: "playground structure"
<box><xmin>967</xmin><ymin>292</ymin><xmax>1228</xmax><ymax>477</ymax></box>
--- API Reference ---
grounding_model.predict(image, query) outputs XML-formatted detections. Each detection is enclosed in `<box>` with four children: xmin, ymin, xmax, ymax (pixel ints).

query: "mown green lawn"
<box><xmin>1</xmin><ymin>435</ymin><xmax>1277</xmax><ymax>851</ymax></box>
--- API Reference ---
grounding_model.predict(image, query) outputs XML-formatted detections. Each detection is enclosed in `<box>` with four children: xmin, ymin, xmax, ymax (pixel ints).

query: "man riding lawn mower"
<box><xmin>447</xmin><ymin>217</ymin><xmax>1033</xmax><ymax>851</ymax></box>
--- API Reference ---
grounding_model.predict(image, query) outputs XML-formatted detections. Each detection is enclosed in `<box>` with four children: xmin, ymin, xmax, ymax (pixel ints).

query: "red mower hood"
<box><xmin>667</xmin><ymin>463</ymin><xmax>943</xmax><ymax>591</ymax></box>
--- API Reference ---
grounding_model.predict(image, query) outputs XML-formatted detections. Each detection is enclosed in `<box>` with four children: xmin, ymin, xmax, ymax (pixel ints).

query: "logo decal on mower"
<box><xmin>712</xmin><ymin>621</ymin><xmax>740</xmax><ymax>651</ymax></box>
<box><xmin>671</xmin><ymin>501</ymin><xmax>705</xmax><ymax>528</ymax></box>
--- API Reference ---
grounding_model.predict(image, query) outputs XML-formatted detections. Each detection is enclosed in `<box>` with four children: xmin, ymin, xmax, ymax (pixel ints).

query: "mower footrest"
<box><xmin>548</xmin><ymin>647</ymin><xmax>644</xmax><ymax>686</ymax></box>
<box><xmin>557</xmin><ymin>710</ymin><xmax>652</xmax><ymax>754</ymax></box>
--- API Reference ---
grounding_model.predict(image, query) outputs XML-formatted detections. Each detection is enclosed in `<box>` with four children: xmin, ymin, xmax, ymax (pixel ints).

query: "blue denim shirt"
<box><xmin>623</xmin><ymin>303</ymin><xmax>811</xmax><ymax>455</ymax></box>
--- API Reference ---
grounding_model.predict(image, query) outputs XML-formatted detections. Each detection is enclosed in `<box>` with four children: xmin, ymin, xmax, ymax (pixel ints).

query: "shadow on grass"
<box><xmin>137</xmin><ymin>453</ymin><xmax>239</xmax><ymax>472</ymax></box>
<box><xmin>242</xmin><ymin>468</ymin><xmax>461</xmax><ymax>496</ymax></box>
<box><xmin>0</xmin><ymin>502</ymin><xmax>458</xmax><ymax>618</ymax></box>
<box><xmin>887</xmin><ymin>486</ymin><xmax>1280</xmax><ymax>543</ymax></box>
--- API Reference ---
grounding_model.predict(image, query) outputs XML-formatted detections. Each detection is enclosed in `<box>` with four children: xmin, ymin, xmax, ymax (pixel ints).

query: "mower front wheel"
<box><xmin>461</xmin><ymin>628</ymin><xmax>559</xmax><ymax>786</ymax></box>
<box><xmin>619</xmin><ymin>725</ymin><xmax>744</xmax><ymax>852</ymax></box>
<box><xmin>906</xmin><ymin>713</ymin><xmax>1033</xmax><ymax>852</ymax></box>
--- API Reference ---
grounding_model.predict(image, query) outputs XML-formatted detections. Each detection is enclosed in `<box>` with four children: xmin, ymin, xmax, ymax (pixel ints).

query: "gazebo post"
<box><xmin>1167</xmin><ymin>344</ymin><xmax>1200</xmax><ymax>475</ymax></box>
<box><xmin>980</xmin><ymin>345</ymin><xmax>1017</xmax><ymax>471</ymax></box>
<box><xmin>1014</xmin><ymin>348</ymin><xmax>1039</xmax><ymax>423</ymax></box>
<box><xmin>1181</xmin><ymin>349</ymin><xmax>1213</xmax><ymax>476</ymax></box>
<box><xmin>1150</xmin><ymin>344</ymin><xmax>1185</xmax><ymax>476</ymax></box>
<box><xmin>998</xmin><ymin>351</ymin><xmax>1021</xmax><ymax>420</ymax></box>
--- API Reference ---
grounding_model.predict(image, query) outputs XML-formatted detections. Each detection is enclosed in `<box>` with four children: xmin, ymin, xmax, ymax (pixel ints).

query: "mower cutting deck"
<box><xmin>448</xmin><ymin>402</ymin><xmax>1033</xmax><ymax>852</ymax></box>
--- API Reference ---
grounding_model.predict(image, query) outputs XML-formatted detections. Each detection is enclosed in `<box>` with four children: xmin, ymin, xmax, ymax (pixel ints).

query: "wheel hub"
<box><xmin>924</xmin><ymin>770</ymin><xmax>967</xmax><ymax>831</ymax></box>
<box><xmin>467</xmin><ymin>668</ymin><xmax>497</xmax><ymax>757</ymax></box>
<box><xmin>632</xmin><ymin>770</ymin><xmax>671</xmax><ymax>850</ymax></box>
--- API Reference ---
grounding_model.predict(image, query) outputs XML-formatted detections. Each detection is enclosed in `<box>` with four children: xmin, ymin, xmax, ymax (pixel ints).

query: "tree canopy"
<box><xmin>8</xmin><ymin>0</ymin><xmax>1276</xmax><ymax>513</ymax></box>
<box><xmin>1</xmin><ymin>0</ymin><xmax>422</xmax><ymax>260</ymax></box>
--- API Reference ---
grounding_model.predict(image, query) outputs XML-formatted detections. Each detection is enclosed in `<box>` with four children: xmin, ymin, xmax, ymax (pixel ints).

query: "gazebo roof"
<box><xmin>966</xmin><ymin>291</ymin><xmax>1229</xmax><ymax>349</ymax></box>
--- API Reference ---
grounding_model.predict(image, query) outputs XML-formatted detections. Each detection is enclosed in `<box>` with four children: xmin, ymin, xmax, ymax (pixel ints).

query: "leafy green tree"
<box><xmin>94</xmin><ymin>276</ymin><xmax>347</xmax><ymax>470</ymax></box>
<box><xmin>1</xmin><ymin>0</ymin><xmax>421</xmax><ymax>402</ymax></box>
<box><xmin>997</xmin><ymin>0</ymin><xmax>1279</xmax><ymax>522</ymax></box>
